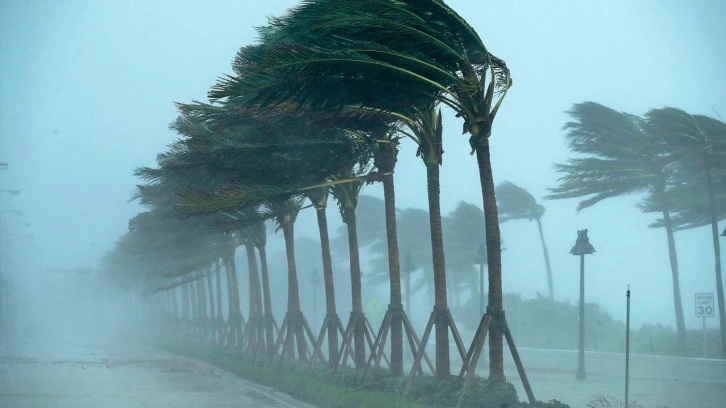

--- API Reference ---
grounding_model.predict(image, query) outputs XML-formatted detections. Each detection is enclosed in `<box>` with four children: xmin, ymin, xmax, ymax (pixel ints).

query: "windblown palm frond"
<box><xmin>547</xmin><ymin>101</ymin><xmax>671</xmax><ymax>210</ymax></box>
<box><xmin>496</xmin><ymin>181</ymin><xmax>545</xmax><ymax>222</ymax></box>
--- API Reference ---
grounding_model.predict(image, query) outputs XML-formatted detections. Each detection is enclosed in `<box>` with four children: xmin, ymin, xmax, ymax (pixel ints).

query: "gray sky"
<box><xmin>1</xmin><ymin>0</ymin><xmax>724</xmax><ymax>328</ymax></box>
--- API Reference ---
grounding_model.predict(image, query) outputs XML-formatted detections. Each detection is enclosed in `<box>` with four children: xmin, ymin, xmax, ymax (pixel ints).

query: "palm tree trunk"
<box><xmin>245</xmin><ymin>242</ymin><xmax>263</xmax><ymax>351</ymax></box>
<box><xmin>536</xmin><ymin>218</ymin><xmax>555</xmax><ymax>301</ymax></box>
<box><xmin>705</xmin><ymin>167</ymin><xmax>726</xmax><ymax>358</ymax></box>
<box><xmin>190</xmin><ymin>278</ymin><xmax>199</xmax><ymax>334</ymax></box>
<box><xmin>206</xmin><ymin>267</ymin><xmax>215</xmax><ymax>322</ymax></box>
<box><xmin>343</xmin><ymin>207</ymin><xmax>366</xmax><ymax>367</ymax></box>
<box><xmin>257</xmin><ymin>244</ymin><xmax>275</xmax><ymax>355</ymax></box>
<box><xmin>181</xmin><ymin>281</ymin><xmax>189</xmax><ymax>321</ymax></box>
<box><xmin>245</xmin><ymin>243</ymin><xmax>262</xmax><ymax>319</ymax></box>
<box><xmin>282</xmin><ymin>218</ymin><xmax>307</xmax><ymax>360</ymax></box>
<box><xmin>315</xmin><ymin>206</ymin><xmax>340</xmax><ymax>368</ymax></box>
<box><xmin>426</xmin><ymin>163</ymin><xmax>449</xmax><ymax>379</ymax></box>
<box><xmin>474</xmin><ymin>136</ymin><xmax>505</xmax><ymax>381</ymax></box>
<box><xmin>215</xmin><ymin>259</ymin><xmax>223</xmax><ymax>343</ymax></box>
<box><xmin>383</xmin><ymin>172</ymin><xmax>404</xmax><ymax>375</ymax></box>
<box><xmin>662</xmin><ymin>209</ymin><xmax>686</xmax><ymax>353</ymax></box>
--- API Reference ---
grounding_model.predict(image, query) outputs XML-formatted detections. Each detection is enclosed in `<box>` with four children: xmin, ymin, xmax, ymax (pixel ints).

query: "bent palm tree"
<box><xmin>496</xmin><ymin>182</ymin><xmax>554</xmax><ymax>300</ymax></box>
<box><xmin>547</xmin><ymin>101</ymin><xmax>687</xmax><ymax>351</ymax></box>
<box><xmin>646</xmin><ymin>108</ymin><xmax>726</xmax><ymax>357</ymax></box>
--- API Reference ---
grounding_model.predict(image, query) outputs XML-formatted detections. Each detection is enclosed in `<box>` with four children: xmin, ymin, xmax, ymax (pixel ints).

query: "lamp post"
<box><xmin>475</xmin><ymin>243</ymin><xmax>487</xmax><ymax>315</ymax></box>
<box><xmin>570</xmin><ymin>229</ymin><xmax>595</xmax><ymax>380</ymax></box>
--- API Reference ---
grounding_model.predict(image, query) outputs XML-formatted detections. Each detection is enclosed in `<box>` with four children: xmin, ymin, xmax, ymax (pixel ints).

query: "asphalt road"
<box><xmin>500</xmin><ymin>347</ymin><xmax>726</xmax><ymax>407</ymax></box>
<box><xmin>0</xmin><ymin>335</ymin><xmax>317</xmax><ymax>408</ymax></box>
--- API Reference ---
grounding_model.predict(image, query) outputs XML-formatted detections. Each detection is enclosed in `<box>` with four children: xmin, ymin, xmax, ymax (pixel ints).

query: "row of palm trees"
<box><xmin>103</xmin><ymin>0</ymin><xmax>515</xmax><ymax>381</ymax></box>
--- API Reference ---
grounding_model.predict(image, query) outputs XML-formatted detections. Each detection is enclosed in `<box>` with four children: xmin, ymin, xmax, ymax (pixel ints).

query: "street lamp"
<box><xmin>570</xmin><ymin>229</ymin><xmax>595</xmax><ymax>380</ymax></box>
<box><xmin>475</xmin><ymin>243</ymin><xmax>487</xmax><ymax>315</ymax></box>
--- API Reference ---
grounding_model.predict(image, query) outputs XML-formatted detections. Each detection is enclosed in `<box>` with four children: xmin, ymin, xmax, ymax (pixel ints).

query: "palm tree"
<box><xmin>443</xmin><ymin>202</ymin><xmax>486</xmax><ymax>308</ymax></box>
<box><xmin>496</xmin><ymin>182</ymin><xmax>554</xmax><ymax>300</ymax></box>
<box><xmin>547</xmin><ymin>101</ymin><xmax>688</xmax><ymax>352</ymax></box>
<box><xmin>646</xmin><ymin>108</ymin><xmax>726</xmax><ymax>357</ymax></box>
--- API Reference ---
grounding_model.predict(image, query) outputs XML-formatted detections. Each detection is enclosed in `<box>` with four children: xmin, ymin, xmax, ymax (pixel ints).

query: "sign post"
<box><xmin>695</xmin><ymin>293</ymin><xmax>714</xmax><ymax>357</ymax></box>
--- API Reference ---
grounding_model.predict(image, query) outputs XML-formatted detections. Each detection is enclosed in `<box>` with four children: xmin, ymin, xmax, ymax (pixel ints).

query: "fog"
<box><xmin>1</xmin><ymin>1</ymin><xmax>725</xmax><ymax>407</ymax></box>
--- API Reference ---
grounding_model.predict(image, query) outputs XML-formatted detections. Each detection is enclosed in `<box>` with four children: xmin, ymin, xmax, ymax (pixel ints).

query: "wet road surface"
<box><xmin>0</xmin><ymin>335</ymin><xmax>317</xmax><ymax>408</ymax></box>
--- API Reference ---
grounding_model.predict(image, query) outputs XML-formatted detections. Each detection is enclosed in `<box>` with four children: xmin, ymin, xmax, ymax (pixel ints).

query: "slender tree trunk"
<box><xmin>475</xmin><ymin>136</ymin><xmax>505</xmax><ymax>381</ymax></box>
<box><xmin>282</xmin><ymin>218</ymin><xmax>307</xmax><ymax>360</ymax></box>
<box><xmin>344</xmin><ymin>207</ymin><xmax>366</xmax><ymax>367</ymax></box>
<box><xmin>315</xmin><ymin>206</ymin><xmax>339</xmax><ymax>368</ymax></box>
<box><xmin>705</xmin><ymin>167</ymin><xmax>726</xmax><ymax>358</ymax></box>
<box><xmin>206</xmin><ymin>267</ymin><xmax>215</xmax><ymax>322</ymax></box>
<box><xmin>662</xmin><ymin>209</ymin><xmax>686</xmax><ymax>353</ymax></box>
<box><xmin>215</xmin><ymin>259</ymin><xmax>223</xmax><ymax>343</ymax></box>
<box><xmin>198</xmin><ymin>273</ymin><xmax>207</xmax><ymax>338</ymax></box>
<box><xmin>170</xmin><ymin>287</ymin><xmax>178</xmax><ymax>321</ymax></box>
<box><xmin>426</xmin><ymin>163</ymin><xmax>449</xmax><ymax>379</ymax></box>
<box><xmin>536</xmin><ymin>218</ymin><xmax>555</xmax><ymax>301</ymax></box>
<box><xmin>224</xmin><ymin>258</ymin><xmax>234</xmax><ymax>325</ymax></box>
<box><xmin>257</xmin><ymin>244</ymin><xmax>275</xmax><ymax>355</ymax></box>
<box><xmin>190</xmin><ymin>279</ymin><xmax>198</xmax><ymax>330</ymax></box>
<box><xmin>245</xmin><ymin>243</ymin><xmax>263</xmax><ymax>352</ymax></box>
<box><xmin>181</xmin><ymin>281</ymin><xmax>189</xmax><ymax>321</ymax></box>
<box><xmin>383</xmin><ymin>172</ymin><xmax>404</xmax><ymax>375</ymax></box>
<box><xmin>245</xmin><ymin>243</ymin><xmax>262</xmax><ymax>319</ymax></box>
<box><xmin>229</xmin><ymin>256</ymin><xmax>242</xmax><ymax>321</ymax></box>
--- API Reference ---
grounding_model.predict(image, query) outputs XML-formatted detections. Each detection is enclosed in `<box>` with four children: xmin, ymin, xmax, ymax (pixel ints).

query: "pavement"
<box><xmin>0</xmin><ymin>333</ymin><xmax>317</xmax><ymax>408</ymax></box>
<box><xmin>500</xmin><ymin>347</ymin><xmax>726</xmax><ymax>407</ymax></box>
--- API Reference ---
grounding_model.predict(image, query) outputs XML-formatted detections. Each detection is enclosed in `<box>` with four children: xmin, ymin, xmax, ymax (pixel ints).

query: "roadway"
<box><xmin>0</xmin><ymin>333</ymin><xmax>317</xmax><ymax>408</ymax></box>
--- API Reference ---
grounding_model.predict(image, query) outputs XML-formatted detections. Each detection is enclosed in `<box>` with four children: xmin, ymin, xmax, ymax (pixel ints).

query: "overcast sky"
<box><xmin>1</xmin><ymin>0</ymin><xmax>724</xmax><ymax>328</ymax></box>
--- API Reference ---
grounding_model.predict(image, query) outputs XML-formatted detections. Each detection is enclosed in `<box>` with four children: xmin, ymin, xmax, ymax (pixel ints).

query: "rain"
<box><xmin>1</xmin><ymin>1</ymin><xmax>725</xmax><ymax>407</ymax></box>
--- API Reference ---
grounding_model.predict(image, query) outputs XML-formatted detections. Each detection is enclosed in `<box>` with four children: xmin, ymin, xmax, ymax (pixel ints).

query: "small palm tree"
<box><xmin>496</xmin><ymin>182</ymin><xmax>554</xmax><ymax>301</ymax></box>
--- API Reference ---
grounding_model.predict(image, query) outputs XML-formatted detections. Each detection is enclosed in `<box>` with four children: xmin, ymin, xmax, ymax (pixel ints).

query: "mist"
<box><xmin>1</xmin><ymin>1</ymin><xmax>724</xmax><ymax>407</ymax></box>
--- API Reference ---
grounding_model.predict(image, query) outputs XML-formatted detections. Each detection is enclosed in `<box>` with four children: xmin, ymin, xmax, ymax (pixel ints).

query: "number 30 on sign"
<box><xmin>695</xmin><ymin>293</ymin><xmax>714</xmax><ymax>317</ymax></box>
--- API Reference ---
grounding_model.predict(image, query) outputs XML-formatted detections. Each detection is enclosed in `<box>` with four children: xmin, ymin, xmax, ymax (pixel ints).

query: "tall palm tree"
<box><xmin>497</xmin><ymin>182</ymin><xmax>554</xmax><ymax>300</ymax></box>
<box><xmin>547</xmin><ymin>101</ymin><xmax>688</xmax><ymax>351</ymax></box>
<box><xmin>646</xmin><ymin>108</ymin><xmax>726</xmax><ymax>357</ymax></box>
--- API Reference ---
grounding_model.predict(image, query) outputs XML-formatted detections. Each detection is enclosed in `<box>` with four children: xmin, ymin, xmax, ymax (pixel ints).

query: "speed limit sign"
<box><xmin>695</xmin><ymin>293</ymin><xmax>714</xmax><ymax>317</ymax></box>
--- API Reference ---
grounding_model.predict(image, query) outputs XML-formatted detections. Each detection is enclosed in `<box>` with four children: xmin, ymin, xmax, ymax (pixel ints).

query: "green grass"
<box><xmin>159</xmin><ymin>341</ymin><xmax>568</xmax><ymax>408</ymax></box>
